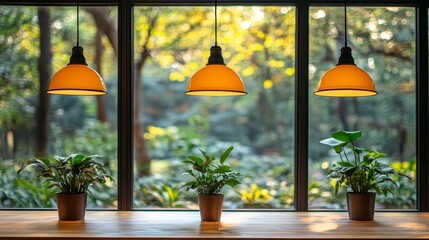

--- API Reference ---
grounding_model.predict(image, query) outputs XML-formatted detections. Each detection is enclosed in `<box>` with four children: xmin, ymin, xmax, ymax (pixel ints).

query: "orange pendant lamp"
<box><xmin>47</xmin><ymin>0</ymin><xmax>107</xmax><ymax>96</ymax></box>
<box><xmin>314</xmin><ymin>3</ymin><xmax>377</xmax><ymax>97</ymax></box>
<box><xmin>185</xmin><ymin>0</ymin><xmax>247</xmax><ymax>96</ymax></box>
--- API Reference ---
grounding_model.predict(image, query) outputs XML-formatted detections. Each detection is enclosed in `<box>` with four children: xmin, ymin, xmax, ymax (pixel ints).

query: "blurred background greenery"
<box><xmin>0</xmin><ymin>5</ymin><xmax>416</xmax><ymax>209</ymax></box>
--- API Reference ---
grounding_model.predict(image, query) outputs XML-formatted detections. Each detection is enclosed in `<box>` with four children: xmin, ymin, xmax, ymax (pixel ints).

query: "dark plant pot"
<box><xmin>347</xmin><ymin>192</ymin><xmax>376</xmax><ymax>221</ymax></box>
<box><xmin>56</xmin><ymin>193</ymin><xmax>87</xmax><ymax>221</ymax></box>
<box><xmin>198</xmin><ymin>195</ymin><xmax>224</xmax><ymax>222</ymax></box>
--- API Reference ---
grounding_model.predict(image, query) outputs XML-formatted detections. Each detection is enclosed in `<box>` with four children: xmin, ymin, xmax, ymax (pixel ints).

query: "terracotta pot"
<box><xmin>347</xmin><ymin>192</ymin><xmax>376</xmax><ymax>221</ymax></box>
<box><xmin>198</xmin><ymin>195</ymin><xmax>224</xmax><ymax>222</ymax></box>
<box><xmin>56</xmin><ymin>193</ymin><xmax>87</xmax><ymax>221</ymax></box>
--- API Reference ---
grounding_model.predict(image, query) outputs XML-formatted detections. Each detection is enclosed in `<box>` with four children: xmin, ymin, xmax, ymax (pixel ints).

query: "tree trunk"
<box><xmin>396</xmin><ymin>100</ymin><xmax>406</xmax><ymax>161</ymax></box>
<box><xmin>0</xmin><ymin>126</ymin><xmax>6</xmax><ymax>160</ymax></box>
<box><xmin>87</xmin><ymin>8</ymin><xmax>117</xmax><ymax>123</ymax></box>
<box><xmin>337</xmin><ymin>98</ymin><xmax>349</xmax><ymax>131</ymax></box>
<box><xmin>86</xmin><ymin>8</ymin><xmax>118</xmax><ymax>56</ymax></box>
<box><xmin>94</xmin><ymin>29</ymin><xmax>108</xmax><ymax>122</ymax></box>
<box><xmin>87</xmin><ymin>7</ymin><xmax>158</xmax><ymax>176</ymax></box>
<box><xmin>134</xmin><ymin>46</ymin><xmax>151</xmax><ymax>176</ymax></box>
<box><xmin>35</xmin><ymin>7</ymin><xmax>51</xmax><ymax>157</ymax></box>
<box><xmin>352</xmin><ymin>99</ymin><xmax>360</xmax><ymax>130</ymax></box>
<box><xmin>132</xmin><ymin>11</ymin><xmax>160</xmax><ymax>177</ymax></box>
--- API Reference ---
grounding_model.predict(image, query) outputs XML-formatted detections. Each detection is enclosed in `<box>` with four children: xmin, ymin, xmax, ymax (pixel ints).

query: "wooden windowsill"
<box><xmin>0</xmin><ymin>211</ymin><xmax>428</xmax><ymax>239</ymax></box>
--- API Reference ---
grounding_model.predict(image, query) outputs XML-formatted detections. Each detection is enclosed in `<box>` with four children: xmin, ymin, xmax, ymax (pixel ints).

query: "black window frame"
<box><xmin>1</xmin><ymin>0</ymin><xmax>427</xmax><ymax>212</ymax></box>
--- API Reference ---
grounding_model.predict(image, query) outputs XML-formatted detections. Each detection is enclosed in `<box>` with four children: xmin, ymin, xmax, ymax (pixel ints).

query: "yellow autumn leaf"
<box><xmin>268</xmin><ymin>60</ymin><xmax>285</xmax><ymax>68</ymax></box>
<box><xmin>285</xmin><ymin>67</ymin><xmax>295</xmax><ymax>76</ymax></box>
<box><xmin>263</xmin><ymin>80</ymin><xmax>273</xmax><ymax>89</ymax></box>
<box><xmin>169</xmin><ymin>72</ymin><xmax>185</xmax><ymax>82</ymax></box>
<box><xmin>242</xmin><ymin>67</ymin><xmax>255</xmax><ymax>76</ymax></box>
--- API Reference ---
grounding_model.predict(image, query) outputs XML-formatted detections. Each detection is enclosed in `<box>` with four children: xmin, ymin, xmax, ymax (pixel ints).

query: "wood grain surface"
<box><xmin>0</xmin><ymin>211</ymin><xmax>428</xmax><ymax>239</ymax></box>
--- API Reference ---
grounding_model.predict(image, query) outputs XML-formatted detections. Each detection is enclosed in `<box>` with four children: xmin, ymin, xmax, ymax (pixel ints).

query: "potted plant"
<box><xmin>18</xmin><ymin>154</ymin><xmax>113</xmax><ymax>221</ymax></box>
<box><xmin>181</xmin><ymin>146</ymin><xmax>241</xmax><ymax>222</ymax></box>
<box><xmin>320</xmin><ymin>130</ymin><xmax>410</xmax><ymax>221</ymax></box>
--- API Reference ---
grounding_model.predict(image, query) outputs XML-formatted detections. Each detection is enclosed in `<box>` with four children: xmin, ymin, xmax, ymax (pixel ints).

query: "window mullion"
<box><xmin>295</xmin><ymin>1</ymin><xmax>309</xmax><ymax>211</ymax></box>
<box><xmin>118</xmin><ymin>0</ymin><xmax>134</xmax><ymax>211</ymax></box>
<box><xmin>416</xmin><ymin>3</ymin><xmax>429</xmax><ymax>212</ymax></box>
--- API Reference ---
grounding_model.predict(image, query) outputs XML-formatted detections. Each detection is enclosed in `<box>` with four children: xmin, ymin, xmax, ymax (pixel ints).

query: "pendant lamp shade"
<box><xmin>185</xmin><ymin>0</ymin><xmax>247</xmax><ymax>97</ymax></box>
<box><xmin>186</xmin><ymin>46</ymin><xmax>247</xmax><ymax>96</ymax></box>
<box><xmin>314</xmin><ymin>3</ymin><xmax>377</xmax><ymax>98</ymax></box>
<box><xmin>314</xmin><ymin>47</ymin><xmax>377</xmax><ymax>97</ymax></box>
<box><xmin>47</xmin><ymin>0</ymin><xmax>107</xmax><ymax>96</ymax></box>
<box><xmin>48</xmin><ymin>47</ymin><xmax>107</xmax><ymax>96</ymax></box>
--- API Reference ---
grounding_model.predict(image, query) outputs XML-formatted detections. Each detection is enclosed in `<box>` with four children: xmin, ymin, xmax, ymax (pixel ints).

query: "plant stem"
<box><xmin>350</xmin><ymin>141</ymin><xmax>358</xmax><ymax>165</ymax></box>
<box><xmin>343</xmin><ymin>147</ymin><xmax>350</xmax><ymax>163</ymax></box>
<box><xmin>345</xmin><ymin>134</ymin><xmax>358</xmax><ymax>164</ymax></box>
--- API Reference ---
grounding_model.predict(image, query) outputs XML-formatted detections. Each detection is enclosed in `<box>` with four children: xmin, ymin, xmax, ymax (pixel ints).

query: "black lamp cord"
<box><xmin>214</xmin><ymin>0</ymin><xmax>218</xmax><ymax>46</ymax></box>
<box><xmin>76</xmin><ymin>0</ymin><xmax>80</xmax><ymax>47</ymax></box>
<box><xmin>344</xmin><ymin>0</ymin><xmax>347</xmax><ymax>47</ymax></box>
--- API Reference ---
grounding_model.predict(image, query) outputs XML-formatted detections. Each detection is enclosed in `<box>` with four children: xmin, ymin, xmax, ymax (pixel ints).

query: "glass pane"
<box><xmin>133</xmin><ymin>6</ymin><xmax>295</xmax><ymax>209</ymax></box>
<box><xmin>0</xmin><ymin>6</ymin><xmax>118</xmax><ymax>208</ymax></box>
<box><xmin>309</xmin><ymin>7</ymin><xmax>416</xmax><ymax>209</ymax></box>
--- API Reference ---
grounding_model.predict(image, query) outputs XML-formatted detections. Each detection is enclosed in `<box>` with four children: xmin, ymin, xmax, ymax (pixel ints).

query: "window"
<box><xmin>0</xmin><ymin>6</ymin><xmax>118</xmax><ymax>208</ymax></box>
<box><xmin>133</xmin><ymin>6</ymin><xmax>296</xmax><ymax>209</ymax></box>
<box><xmin>0</xmin><ymin>0</ymin><xmax>426</xmax><ymax>212</ymax></box>
<box><xmin>309</xmin><ymin>7</ymin><xmax>416</xmax><ymax>209</ymax></box>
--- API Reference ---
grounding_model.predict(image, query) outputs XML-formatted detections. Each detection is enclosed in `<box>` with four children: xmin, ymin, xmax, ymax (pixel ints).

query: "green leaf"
<box><xmin>47</xmin><ymin>183</ymin><xmax>60</xmax><ymax>189</ymax></box>
<box><xmin>182</xmin><ymin>160</ymin><xmax>194</xmax><ymax>165</ymax></box>
<box><xmin>333</xmin><ymin>144</ymin><xmax>345</xmax><ymax>153</ymax></box>
<box><xmin>199</xmin><ymin>149</ymin><xmax>209</xmax><ymax>160</ymax></box>
<box><xmin>220</xmin><ymin>146</ymin><xmax>233</xmax><ymax>164</ymax></box>
<box><xmin>337</xmin><ymin>161</ymin><xmax>354</xmax><ymax>167</ymax></box>
<box><xmin>17</xmin><ymin>158</ymin><xmax>46</xmax><ymax>174</ymax></box>
<box><xmin>332</xmin><ymin>130</ymin><xmax>362</xmax><ymax>143</ymax></box>
<box><xmin>226</xmin><ymin>179</ymin><xmax>241</xmax><ymax>187</ymax></box>
<box><xmin>71</xmin><ymin>154</ymin><xmax>85</xmax><ymax>165</ymax></box>
<box><xmin>320</xmin><ymin>138</ymin><xmax>344</xmax><ymax>146</ymax></box>
<box><xmin>182</xmin><ymin>147</ymin><xmax>240</xmax><ymax>195</ymax></box>
<box><xmin>377</xmin><ymin>164</ymin><xmax>394</xmax><ymax>173</ymax></box>
<box><xmin>348</xmin><ymin>146</ymin><xmax>366</xmax><ymax>154</ymax></box>
<box><xmin>39</xmin><ymin>157</ymin><xmax>51</xmax><ymax>166</ymax></box>
<box><xmin>214</xmin><ymin>165</ymin><xmax>231</xmax><ymax>173</ymax></box>
<box><xmin>183</xmin><ymin>170</ymin><xmax>195</xmax><ymax>177</ymax></box>
<box><xmin>17</xmin><ymin>154</ymin><xmax>112</xmax><ymax>194</ymax></box>
<box><xmin>187</xmin><ymin>156</ymin><xmax>204</xmax><ymax>165</ymax></box>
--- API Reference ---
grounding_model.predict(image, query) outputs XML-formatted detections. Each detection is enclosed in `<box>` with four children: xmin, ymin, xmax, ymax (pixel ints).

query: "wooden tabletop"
<box><xmin>0</xmin><ymin>211</ymin><xmax>428</xmax><ymax>239</ymax></box>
